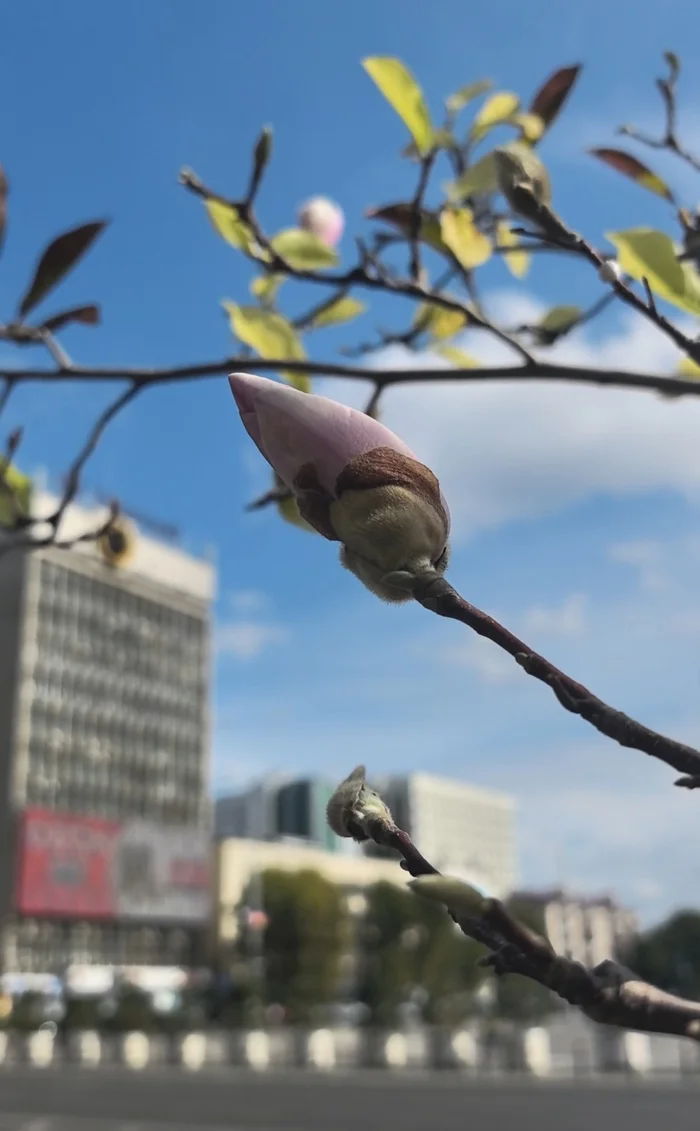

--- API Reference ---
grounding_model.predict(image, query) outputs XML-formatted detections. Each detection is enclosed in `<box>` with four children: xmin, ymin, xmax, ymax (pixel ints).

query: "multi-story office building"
<box><xmin>214</xmin><ymin>776</ymin><xmax>339</xmax><ymax>853</ymax></box>
<box><xmin>514</xmin><ymin>888</ymin><xmax>638</xmax><ymax>967</ymax></box>
<box><xmin>0</xmin><ymin>490</ymin><xmax>214</xmax><ymax>972</ymax></box>
<box><xmin>214</xmin><ymin>775</ymin><xmax>290</xmax><ymax>842</ymax></box>
<box><xmin>276</xmin><ymin>778</ymin><xmax>337</xmax><ymax>852</ymax></box>
<box><xmin>364</xmin><ymin>772</ymin><xmax>517</xmax><ymax>900</ymax></box>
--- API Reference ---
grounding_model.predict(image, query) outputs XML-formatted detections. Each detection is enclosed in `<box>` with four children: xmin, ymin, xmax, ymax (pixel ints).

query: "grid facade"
<box><xmin>22</xmin><ymin>555</ymin><xmax>209</xmax><ymax>825</ymax></box>
<box><xmin>0</xmin><ymin>507</ymin><xmax>214</xmax><ymax>974</ymax></box>
<box><xmin>514</xmin><ymin>889</ymin><xmax>639</xmax><ymax>967</ymax></box>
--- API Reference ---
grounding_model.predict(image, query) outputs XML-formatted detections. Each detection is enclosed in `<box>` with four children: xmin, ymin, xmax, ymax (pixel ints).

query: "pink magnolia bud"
<box><xmin>228</xmin><ymin>372</ymin><xmax>450</xmax><ymax>602</ymax></box>
<box><xmin>297</xmin><ymin>196</ymin><xmax>344</xmax><ymax>248</ymax></box>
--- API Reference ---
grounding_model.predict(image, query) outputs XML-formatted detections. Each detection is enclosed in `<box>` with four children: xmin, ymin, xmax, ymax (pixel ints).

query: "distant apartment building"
<box><xmin>214</xmin><ymin>776</ymin><xmax>288</xmax><ymax>842</ymax></box>
<box><xmin>514</xmin><ymin>888</ymin><xmax>639</xmax><ymax>967</ymax></box>
<box><xmin>214</xmin><ymin>776</ymin><xmax>338</xmax><ymax>853</ymax></box>
<box><xmin>0</xmin><ymin>490</ymin><xmax>214</xmax><ymax>972</ymax></box>
<box><xmin>364</xmin><ymin>772</ymin><xmax>517</xmax><ymax>900</ymax></box>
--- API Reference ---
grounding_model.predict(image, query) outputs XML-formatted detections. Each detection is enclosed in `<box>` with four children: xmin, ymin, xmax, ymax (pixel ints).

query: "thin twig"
<box><xmin>618</xmin><ymin>54</ymin><xmax>700</xmax><ymax>175</ymax></box>
<box><xmin>511</xmin><ymin>205</ymin><xmax>700</xmax><ymax>367</ymax></box>
<box><xmin>293</xmin><ymin>286</ymin><xmax>351</xmax><ymax>332</ymax></box>
<box><xmin>0</xmin><ymin>376</ymin><xmax>15</xmax><ymax>419</ymax></box>
<box><xmin>411</xmin><ymin>573</ymin><xmax>700</xmax><ymax>786</ymax></box>
<box><xmin>408</xmin><ymin>150</ymin><xmax>437</xmax><ymax>282</ymax></box>
<box><xmin>350</xmin><ymin>786</ymin><xmax>700</xmax><ymax>1041</ymax></box>
<box><xmin>38</xmin><ymin>328</ymin><xmax>72</xmax><ymax>370</ymax></box>
<box><xmin>0</xmin><ymin>384</ymin><xmax>137</xmax><ymax>559</ymax></box>
<box><xmin>51</xmin><ymin>383</ymin><xmax>139</xmax><ymax>519</ymax></box>
<box><xmin>642</xmin><ymin>276</ymin><xmax>658</xmax><ymax>316</ymax></box>
<box><xmin>179</xmin><ymin>170</ymin><xmax>535</xmax><ymax>367</ymax></box>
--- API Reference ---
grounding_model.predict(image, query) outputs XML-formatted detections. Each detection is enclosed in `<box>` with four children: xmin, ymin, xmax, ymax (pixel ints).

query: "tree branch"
<box><xmin>179</xmin><ymin>168</ymin><xmax>535</xmax><ymax>367</ymax></box>
<box><xmin>343</xmin><ymin>774</ymin><xmax>700</xmax><ymax>1041</ymax></box>
<box><xmin>618</xmin><ymin>53</ymin><xmax>700</xmax><ymax>175</ymax></box>
<box><xmin>511</xmin><ymin>205</ymin><xmax>700</xmax><ymax>366</ymax></box>
<box><xmin>1</xmin><ymin>353</ymin><xmax>700</xmax><ymax>398</ymax></box>
<box><xmin>410</xmin><ymin>573</ymin><xmax>700</xmax><ymax>787</ymax></box>
<box><xmin>408</xmin><ymin>150</ymin><xmax>437</xmax><ymax>282</ymax></box>
<box><xmin>0</xmin><ymin>383</ymin><xmax>135</xmax><ymax>558</ymax></box>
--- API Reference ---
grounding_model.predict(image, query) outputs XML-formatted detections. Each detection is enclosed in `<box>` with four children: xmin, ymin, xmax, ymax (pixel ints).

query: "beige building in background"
<box><xmin>214</xmin><ymin>837</ymin><xmax>407</xmax><ymax>948</ymax></box>
<box><xmin>514</xmin><ymin>888</ymin><xmax>638</xmax><ymax>967</ymax></box>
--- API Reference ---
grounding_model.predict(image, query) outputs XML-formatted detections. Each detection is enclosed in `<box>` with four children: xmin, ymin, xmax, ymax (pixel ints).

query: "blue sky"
<box><xmin>3</xmin><ymin>0</ymin><xmax>700</xmax><ymax>922</ymax></box>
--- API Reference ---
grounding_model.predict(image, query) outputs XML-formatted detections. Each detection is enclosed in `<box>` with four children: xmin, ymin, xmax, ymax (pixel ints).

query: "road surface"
<box><xmin>0</xmin><ymin>1067</ymin><xmax>697</xmax><ymax>1130</ymax></box>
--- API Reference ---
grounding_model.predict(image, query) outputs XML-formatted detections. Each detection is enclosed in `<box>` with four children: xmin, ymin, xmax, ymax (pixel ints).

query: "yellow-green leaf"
<box><xmin>677</xmin><ymin>357</ymin><xmax>700</xmax><ymax>377</ymax></box>
<box><xmin>439</xmin><ymin>207</ymin><xmax>492</xmax><ymax>269</ymax></box>
<box><xmin>496</xmin><ymin>221</ymin><xmax>529</xmax><ymax>279</ymax></box>
<box><xmin>471</xmin><ymin>91</ymin><xmax>520</xmax><ymax>139</ymax></box>
<box><xmin>538</xmin><ymin>305</ymin><xmax>581</xmax><ymax>333</ymax></box>
<box><xmin>270</xmin><ymin>228</ymin><xmax>338</xmax><ymax>270</ymax></box>
<box><xmin>250</xmin><ymin>273</ymin><xmax>284</xmax><ymax>302</ymax></box>
<box><xmin>494</xmin><ymin>142</ymin><xmax>551</xmax><ymax>209</ymax></box>
<box><xmin>278</xmin><ymin>493</ymin><xmax>316</xmax><ymax>533</ymax></box>
<box><xmin>590</xmin><ymin>149</ymin><xmax>674</xmax><ymax>202</ymax></box>
<box><xmin>0</xmin><ymin>462</ymin><xmax>32</xmax><ymax>530</ymax></box>
<box><xmin>362</xmin><ymin>56</ymin><xmax>433</xmax><ymax>156</ymax></box>
<box><xmin>223</xmin><ymin>302</ymin><xmax>309</xmax><ymax>391</ymax></box>
<box><xmin>435</xmin><ymin>345</ymin><xmax>480</xmax><ymax>367</ymax></box>
<box><xmin>413</xmin><ymin>302</ymin><xmax>467</xmax><ymax>340</ymax></box>
<box><xmin>309</xmin><ymin>296</ymin><xmax>365</xmax><ymax>329</ymax></box>
<box><xmin>445</xmin><ymin>79</ymin><xmax>492</xmax><ymax>115</ymax></box>
<box><xmin>511</xmin><ymin>112</ymin><xmax>545</xmax><ymax>143</ymax></box>
<box><xmin>445</xmin><ymin>152</ymin><xmax>499</xmax><ymax>201</ymax></box>
<box><xmin>605</xmin><ymin>228</ymin><xmax>700</xmax><ymax>316</ymax></box>
<box><xmin>205</xmin><ymin>200</ymin><xmax>258</xmax><ymax>255</ymax></box>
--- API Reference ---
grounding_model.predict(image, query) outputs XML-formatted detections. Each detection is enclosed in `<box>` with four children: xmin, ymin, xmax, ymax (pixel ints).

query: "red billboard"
<box><xmin>15</xmin><ymin>809</ymin><xmax>210</xmax><ymax>922</ymax></box>
<box><xmin>15</xmin><ymin>809</ymin><xmax>120</xmax><ymax>918</ymax></box>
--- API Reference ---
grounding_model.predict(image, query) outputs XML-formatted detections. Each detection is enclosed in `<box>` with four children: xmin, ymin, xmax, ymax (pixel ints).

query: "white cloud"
<box><xmin>521</xmin><ymin>593</ymin><xmax>587</xmax><ymax>637</ymax></box>
<box><xmin>321</xmin><ymin>296</ymin><xmax>700</xmax><ymax>539</ymax></box>
<box><xmin>607</xmin><ymin>539</ymin><xmax>669</xmax><ymax>592</ymax></box>
<box><xmin>227</xmin><ymin>588</ymin><xmax>269</xmax><ymax>613</ymax></box>
<box><xmin>216</xmin><ymin>620</ymin><xmax>289</xmax><ymax>659</ymax></box>
<box><xmin>444</xmin><ymin>634</ymin><xmax>521</xmax><ymax>684</ymax></box>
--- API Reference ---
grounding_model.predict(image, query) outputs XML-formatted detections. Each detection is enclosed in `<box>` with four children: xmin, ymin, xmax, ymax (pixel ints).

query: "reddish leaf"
<box><xmin>18</xmin><ymin>220</ymin><xmax>108</xmax><ymax>318</ymax></box>
<box><xmin>38</xmin><ymin>304</ymin><xmax>101</xmax><ymax>332</ymax></box>
<box><xmin>589</xmin><ymin>148</ymin><xmax>674</xmax><ymax>201</ymax></box>
<box><xmin>529</xmin><ymin>64</ymin><xmax>582</xmax><ymax>129</ymax></box>
<box><xmin>366</xmin><ymin>202</ymin><xmax>445</xmax><ymax>251</ymax></box>
<box><xmin>366</xmin><ymin>202</ymin><xmax>415</xmax><ymax>229</ymax></box>
<box><xmin>0</xmin><ymin>165</ymin><xmax>7</xmax><ymax>256</ymax></box>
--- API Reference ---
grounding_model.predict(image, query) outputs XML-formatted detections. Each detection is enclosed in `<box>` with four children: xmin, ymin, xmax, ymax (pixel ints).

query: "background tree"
<box><xmin>359</xmin><ymin>881</ymin><xmax>484</xmax><ymax>1026</ymax></box>
<box><xmin>491</xmin><ymin>899</ymin><xmax>558</xmax><ymax>1023</ymax></box>
<box><xmin>626</xmin><ymin>912</ymin><xmax>700</xmax><ymax>1001</ymax></box>
<box><xmin>256</xmin><ymin>869</ymin><xmax>348</xmax><ymax>1024</ymax></box>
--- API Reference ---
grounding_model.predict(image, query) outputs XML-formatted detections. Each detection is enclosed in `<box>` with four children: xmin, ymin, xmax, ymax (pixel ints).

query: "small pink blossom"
<box><xmin>297</xmin><ymin>196</ymin><xmax>344</xmax><ymax>248</ymax></box>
